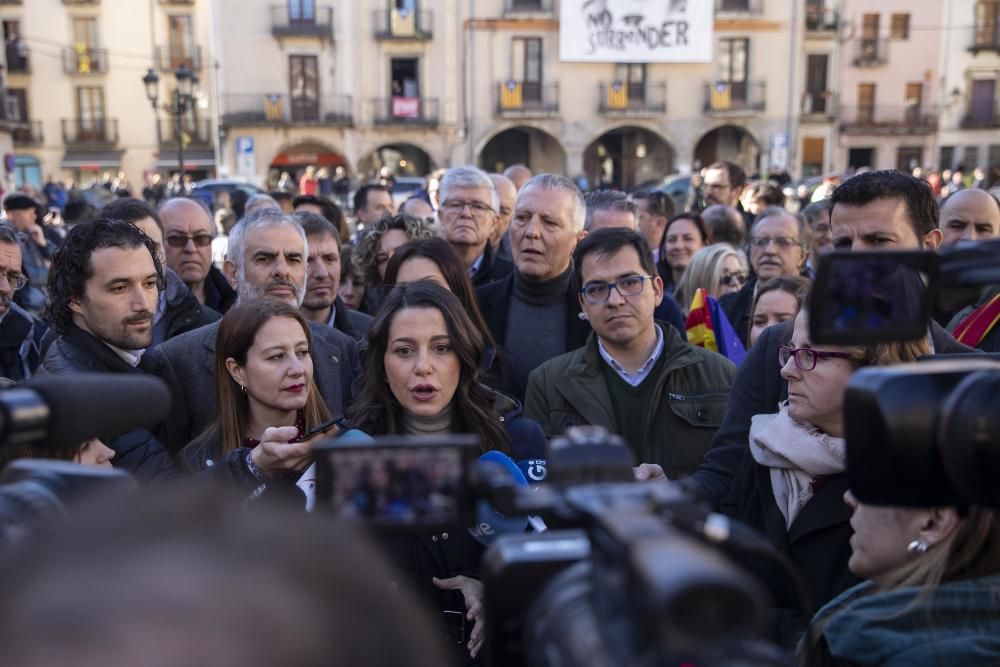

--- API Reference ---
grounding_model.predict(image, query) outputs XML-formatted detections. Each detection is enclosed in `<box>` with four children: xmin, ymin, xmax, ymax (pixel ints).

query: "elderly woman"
<box><xmin>181</xmin><ymin>299</ymin><xmax>338</xmax><ymax>492</ymax></box>
<box><xmin>349</xmin><ymin>281</ymin><xmax>545</xmax><ymax>663</ymax></box>
<box><xmin>673</xmin><ymin>243</ymin><xmax>749</xmax><ymax>314</ymax></box>
<box><xmin>721</xmin><ymin>295</ymin><xmax>928</xmax><ymax>647</ymax></box>
<box><xmin>352</xmin><ymin>213</ymin><xmax>437</xmax><ymax>315</ymax></box>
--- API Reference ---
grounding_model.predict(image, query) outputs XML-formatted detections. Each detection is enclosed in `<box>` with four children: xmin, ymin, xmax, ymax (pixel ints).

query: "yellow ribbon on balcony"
<box><xmin>606</xmin><ymin>81</ymin><xmax>629</xmax><ymax>109</ymax></box>
<box><xmin>500</xmin><ymin>81</ymin><xmax>522</xmax><ymax>110</ymax></box>
<box><xmin>263</xmin><ymin>94</ymin><xmax>283</xmax><ymax>121</ymax></box>
<box><xmin>74</xmin><ymin>42</ymin><xmax>91</xmax><ymax>74</ymax></box>
<box><xmin>710</xmin><ymin>82</ymin><xmax>732</xmax><ymax>111</ymax></box>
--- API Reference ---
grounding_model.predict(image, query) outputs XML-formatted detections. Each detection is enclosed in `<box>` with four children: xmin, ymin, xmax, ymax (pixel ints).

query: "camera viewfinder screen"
<box><xmin>322</xmin><ymin>445</ymin><xmax>467</xmax><ymax>527</ymax></box>
<box><xmin>812</xmin><ymin>252</ymin><xmax>935</xmax><ymax>345</ymax></box>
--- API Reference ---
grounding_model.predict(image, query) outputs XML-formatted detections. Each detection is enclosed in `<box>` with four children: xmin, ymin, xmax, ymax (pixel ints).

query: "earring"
<box><xmin>578</xmin><ymin>312</ymin><xmax>589</xmax><ymax>321</ymax></box>
<box><xmin>907</xmin><ymin>539</ymin><xmax>929</xmax><ymax>554</ymax></box>
<box><xmin>240</xmin><ymin>384</ymin><xmax>247</xmax><ymax>393</ymax></box>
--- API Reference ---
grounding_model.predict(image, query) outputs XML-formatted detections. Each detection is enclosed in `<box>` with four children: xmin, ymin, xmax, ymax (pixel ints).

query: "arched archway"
<box><xmin>693</xmin><ymin>125</ymin><xmax>760</xmax><ymax>175</ymax></box>
<box><xmin>268</xmin><ymin>141</ymin><xmax>348</xmax><ymax>189</ymax></box>
<box><xmin>357</xmin><ymin>143</ymin><xmax>435</xmax><ymax>180</ymax></box>
<box><xmin>583</xmin><ymin>125</ymin><xmax>674</xmax><ymax>190</ymax></box>
<box><xmin>478</xmin><ymin>126</ymin><xmax>566</xmax><ymax>175</ymax></box>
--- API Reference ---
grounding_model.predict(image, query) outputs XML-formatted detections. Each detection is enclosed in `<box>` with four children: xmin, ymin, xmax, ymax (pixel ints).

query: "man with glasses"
<box><xmin>437</xmin><ymin>166</ymin><xmax>513</xmax><ymax>288</ymax></box>
<box><xmin>702</xmin><ymin>161</ymin><xmax>753</xmax><ymax>228</ymax></box>
<box><xmin>3</xmin><ymin>193</ymin><xmax>54</xmax><ymax>316</ymax></box>
<box><xmin>0</xmin><ymin>223</ymin><xmax>46</xmax><ymax>381</ymax></box>
<box><xmin>720</xmin><ymin>206</ymin><xmax>809</xmax><ymax>344</ymax></box>
<box><xmin>525</xmin><ymin>228</ymin><xmax>735</xmax><ymax>478</ymax></box>
<box><xmin>159</xmin><ymin>197</ymin><xmax>235</xmax><ymax>314</ymax></box>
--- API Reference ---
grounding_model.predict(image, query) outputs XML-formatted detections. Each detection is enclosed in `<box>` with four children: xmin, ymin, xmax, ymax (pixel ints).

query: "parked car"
<box><xmin>189</xmin><ymin>179</ymin><xmax>265</xmax><ymax>211</ymax></box>
<box><xmin>390</xmin><ymin>176</ymin><xmax>427</xmax><ymax>209</ymax></box>
<box><xmin>629</xmin><ymin>174</ymin><xmax>698</xmax><ymax>214</ymax></box>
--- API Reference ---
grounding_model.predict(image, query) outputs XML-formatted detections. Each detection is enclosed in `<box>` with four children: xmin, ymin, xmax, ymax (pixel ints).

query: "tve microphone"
<box><xmin>0</xmin><ymin>373</ymin><xmax>171</xmax><ymax>451</ymax></box>
<box><xmin>469</xmin><ymin>450</ymin><xmax>532</xmax><ymax>546</ymax></box>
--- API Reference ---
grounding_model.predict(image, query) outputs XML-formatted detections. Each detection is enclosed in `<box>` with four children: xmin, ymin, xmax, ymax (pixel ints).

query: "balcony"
<box><xmin>373</xmin><ymin>8</ymin><xmax>432</xmax><ymax>40</ymax></box>
<box><xmin>801</xmin><ymin>90</ymin><xmax>838</xmax><ymax>122</ymax></box>
<box><xmin>62</xmin><ymin>0</ymin><xmax>99</xmax><ymax>4</ymax></box>
<box><xmin>840</xmin><ymin>106</ymin><xmax>938</xmax><ymax>135</ymax></box>
<box><xmin>504</xmin><ymin>0</ymin><xmax>552</xmax><ymax>13</ymax></box>
<box><xmin>0</xmin><ymin>0</ymin><xmax>23</xmax><ymax>5</ymax></box>
<box><xmin>703</xmin><ymin>81</ymin><xmax>766</xmax><ymax>114</ymax></box>
<box><xmin>12</xmin><ymin>121</ymin><xmax>43</xmax><ymax>146</ymax></box>
<box><xmin>159</xmin><ymin>0</ymin><xmax>194</xmax><ymax>5</ymax></box>
<box><xmin>853</xmin><ymin>38</ymin><xmax>888</xmax><ymax>66</ymax></box>
<box><xmin>970</xmin><ymin>5</ymin><xmax>1000</xmax><ymax>53</ymax></box>
<box><xmin>62</xmin><ymin>118</ymin><xmax>119</xmax><ymax>146</ymax></box>
<box><xmin>158</xmin><ymin>119</ymin><xmax>212</xmax><ymax>148</ymax></box>
<box><xmin>715</xmin><ymin>0</ymin><xmax>763</xmax><ymax>15</ymax></box>
<box><xmin>372</xmin><ymin>97</ymin><xmax>438</xmax><ymax>126</ymax></box>
<box><xmin>271</xmin><ymin>5</ymin><xmax>333</xmax><ymax>40</ymax></box>
<box><xmin>961</xmin><ymin>106</ymin><xmax>1000</xmax><ymax>129</ymax></box>
<box><xmin>62</xmin><ymin>47</ymin><xmax>108</xmax><ymax>75</ymax></box>
<box><xmin>154</xmin><ymin>45</ymin><xmax>202</xmax><ymax>72</ymax></box>
<box><xmin>496</xmin><ymin>81</ymin><xmax>559</xmax><ymax>118</ymax></box>
<box><xmin>6</xmin><ymin>44</ymin><xmax>29</xmax><ymax>74</ymax></box>
<box><xmin>598</xmin><ymin>81</ymin><xmax>666</xmax><ymax>116</ymax></box>
<box><xmin>805</xmin><ymin>8</ymin><xmax>839</xmax><ymax>34</ymax></box>
<box><xmin>220</xmin><ymin>94</ymin><xmax>353</xmax><ymax>126</ymax></box>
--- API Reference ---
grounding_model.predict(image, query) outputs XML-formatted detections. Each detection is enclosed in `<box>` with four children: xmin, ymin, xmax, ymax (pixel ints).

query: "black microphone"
<box><xmin>0</xmin><ymin>374</ymin><xmax>172</xmax><ymax>451</ymax></box>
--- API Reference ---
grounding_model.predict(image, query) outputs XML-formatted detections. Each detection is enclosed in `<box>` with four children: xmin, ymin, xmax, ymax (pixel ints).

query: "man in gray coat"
<box><xmin>147</xmin><ymin>208</ymin><xmax>361</xmax><ymax>456</ymax></box>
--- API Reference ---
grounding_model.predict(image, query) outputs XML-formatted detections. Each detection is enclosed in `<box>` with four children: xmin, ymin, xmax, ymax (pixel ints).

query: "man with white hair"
<box><xmin>437</xmin><ymin>165</ymin><xmax>513</xmax><ymax>287</ymax></box>
<box><xmin>476</xmin><ymin>173</ymin><xmax>590</xmax><ymax>382</ymax></box>
<box><xmin>146</xmin><ymin>207</ymin><xmax>361</xmax><ymax>455</ymax></box>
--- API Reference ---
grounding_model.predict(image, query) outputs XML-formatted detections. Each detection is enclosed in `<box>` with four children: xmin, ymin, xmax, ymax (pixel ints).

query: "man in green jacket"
<box><xmin>524</xmin><ymin>228</ymin><xmax>736</xmax><ymax>480</ymax></box>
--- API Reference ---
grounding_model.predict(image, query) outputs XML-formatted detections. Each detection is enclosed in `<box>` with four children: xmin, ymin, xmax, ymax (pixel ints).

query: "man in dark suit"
<box><xmin>147</xmin><ymin>207</ymin><xmax>361</xmax><ymax>456</ymax></box>
<box><xmin>294</xmin><ymin>210</ymin><xmax>372</xmax><ymax>341</ymax></box>
<box><xmin>663</xmin><ymin>171</ymin><xmax>974</xmax><ymax>507</ymax></box>
<box><xmin>0</xmin><ymin>223</ymin><xmax>46</xmax><ymax>382</ymax></box>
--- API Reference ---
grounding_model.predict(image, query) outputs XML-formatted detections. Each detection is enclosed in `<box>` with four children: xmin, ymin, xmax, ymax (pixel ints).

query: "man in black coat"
<box><xmin>146</xmin><ymin>207</ymin><xmax>361</xmax><ymax>456</ymax></box>
<box><xmin>682</xmin><ymin>170</ymin><xmax>974</xmax><ymax>508</ymax></box>
<box><xmin>37</xmin><ymin>218</ymin><xmax>177</xmax><ymax>481</ymax></box>
<box><xmin>0</xmin><ymin>223</ymin><xmax>47</xmax><ymax>381</ymax></box>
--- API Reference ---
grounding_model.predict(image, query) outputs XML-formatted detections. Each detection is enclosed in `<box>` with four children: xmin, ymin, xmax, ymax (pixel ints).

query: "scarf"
<box><xmin>749</xmin><ymin>403</ymin><xmax>846</xmax><ymax>529</ymax></box>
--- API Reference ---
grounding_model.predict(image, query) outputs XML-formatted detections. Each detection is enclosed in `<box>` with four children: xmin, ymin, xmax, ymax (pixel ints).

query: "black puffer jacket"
<box><xmin>38</xmin><ymin>324</ymin><xmax>179</xmax><ymax>482</ymax></box>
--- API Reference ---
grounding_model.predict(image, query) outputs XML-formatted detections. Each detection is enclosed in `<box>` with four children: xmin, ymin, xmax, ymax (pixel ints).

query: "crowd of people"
<box><xmin>0</xmin><ymin>159</ymin><xmax>999</xmax><ymax>665</ymax></box>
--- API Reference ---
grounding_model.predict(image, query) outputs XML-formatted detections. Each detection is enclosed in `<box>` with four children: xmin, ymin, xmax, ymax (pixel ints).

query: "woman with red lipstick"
<box><xmin>349</xmin><ymin>281</ymin><xmax>545</xmax><ymax>664</ymax></box>
<box><xmin>181</xmin><ymin>299</ymin><xmax>334</xmax><ymax>488</ymax></box>
<box><xmin>720</xmin><ymin>296</ymin><xmax>927</xmax><ymax>648</ymax></box>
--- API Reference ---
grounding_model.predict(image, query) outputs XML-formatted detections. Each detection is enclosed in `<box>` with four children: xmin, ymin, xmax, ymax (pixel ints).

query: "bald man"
<box><xmin>489</xmin><ymin>173</ymin><xmax>517</xmax><ymax>261</ymax></box>
<box><xmin>159</xmin><ymin>197</ymin><xmax>236</xmax><ymax>313</ymax></box>
<box><xmin>939</xmin><ymin>188</ymin><xmax>1000</xmax><ymax>246</ymax></box>
<box><xmin>503</xmin><ymin>164</ymin><xmax>532</xmax><ymax>191</ymax></box>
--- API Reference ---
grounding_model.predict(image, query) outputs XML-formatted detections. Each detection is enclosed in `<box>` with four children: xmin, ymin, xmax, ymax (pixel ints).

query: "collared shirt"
<box><xmin>325</xmin><ymin>305</ymin><xmax>337</xmax><ymax>328</ymax></box>
<box><xmin>468</xmin><ymin>252</ymin><xmax>485</xmax><ymax>278</ymax></box>
<box><xmin>105</xmin><ymin>341</ymin><xmax>144</xmax><ymax>367</ymax></box>
<box><xmin>598</xmin><ymin>324</ymin><xmax>665</xmax><ymax>387</ymax></box>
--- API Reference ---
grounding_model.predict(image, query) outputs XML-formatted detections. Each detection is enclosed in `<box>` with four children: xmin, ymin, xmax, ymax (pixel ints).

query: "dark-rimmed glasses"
<box><xmin>0</xmin><ymin>271</ymin><xmax>26</xmax><ymax>290</ymax></box>
<box><xmin>778</xmin><ymin>344</ymin><xmax>854</xmax><ymax>371</ymax></box>
<box><xmin>580</xmin><ymin>275</ymin><xmax>655</xmax><ymax>304</ymax></box>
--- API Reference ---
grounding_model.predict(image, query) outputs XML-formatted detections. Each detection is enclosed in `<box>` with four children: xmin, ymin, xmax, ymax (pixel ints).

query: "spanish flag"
<box><xmin>685</xmin><ymin>288</ymin><xmax>747</xmax><ymax>365</ymax></box>
<box><xmin>953</xmin><ymin>292</ymin><xmax>1000</xmax><ymax>349</ymax></box>
<box><xmin>607</xmin><ymin>81</ymin><xmax>628</xmax><ymax>109</ymax></box>
<box><xmin>710</xmin><ymin>82</ymin><xmax>732</xmax><ymax>111</ymax></box>
<box><xmin>500</xmin><ymin>80</ymin><xmax>522</xmax><ymax>110</ymax></box>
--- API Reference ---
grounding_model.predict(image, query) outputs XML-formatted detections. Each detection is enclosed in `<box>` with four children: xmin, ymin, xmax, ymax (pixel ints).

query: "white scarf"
<box><xmin>748</xmin><ymin>403</ymin><xmax>846</xmax><ymax>530</ymax></box>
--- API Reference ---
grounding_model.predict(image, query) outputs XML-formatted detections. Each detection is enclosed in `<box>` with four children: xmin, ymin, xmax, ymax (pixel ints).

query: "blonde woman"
<box><xmin>674</xmin><ymin>243</ymin><xmax>749</xmax><ymax>315</ymax></box>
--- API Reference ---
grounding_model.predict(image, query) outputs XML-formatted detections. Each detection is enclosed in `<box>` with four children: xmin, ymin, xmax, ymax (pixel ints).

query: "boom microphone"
<box><xmin>0</xmin><ymin>374</ymin><xmax>172</xmax><ymax>451</ymax></box>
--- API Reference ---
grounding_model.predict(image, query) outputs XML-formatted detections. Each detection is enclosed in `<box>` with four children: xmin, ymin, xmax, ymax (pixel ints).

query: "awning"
<box><xmin>61</xmin><ymin>149</ymin><xmax>125</xmax><ymax>169</ymax></box>
<box><xmin>156</xmin><ymin>148</ymin><xmax>216</xmax><ymax>168</ymax></box>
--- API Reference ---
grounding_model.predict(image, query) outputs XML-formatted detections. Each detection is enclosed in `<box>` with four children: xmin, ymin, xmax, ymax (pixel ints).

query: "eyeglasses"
<box><xmin>0</xmin><ymin>271</ymin><xmax>26</xmax><ymax>290</ymax></box>
<box><xmin>777</xmin><ymin>344</ymin><xmax>854</xmax><ymax>371</ymax></box>
<box><xmin>719</xmin><ymin>271</ymin><xmax>748</xmax><ymax>287</ymax></box>
<box><xmin>165</xmin><ymin>233</ymin><xmax>213</xmax><ymax>248</ymax></box>
<box><xmin>580</xmin><ymin>274</ymin><xmax>655</xmax><ymax>304</ymax></box>
<box><xmin>440</xmin><ymin>199</ymin><xmax>494</xmax><ymax>216</ymax></box>
<box><xmin>749</xmin><ymin>236</ymin><xmax>800</xmax><ymax>249</ymax></box>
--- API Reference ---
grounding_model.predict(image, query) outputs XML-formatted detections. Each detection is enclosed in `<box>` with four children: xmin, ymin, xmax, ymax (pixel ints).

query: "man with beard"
<box><xmin>0</xmin><ymin>223</ymin><xmax>46</xmax><ymax>381</ymax></box>
<box><xmin>146</xmin><ymin>207</ymin><xmax>361</xmax><ymax>455</ymax></box>
<box><xmin>38</xmin><ymin>218</ymin><xmax>176</xmax><ymax>480</ymax></box>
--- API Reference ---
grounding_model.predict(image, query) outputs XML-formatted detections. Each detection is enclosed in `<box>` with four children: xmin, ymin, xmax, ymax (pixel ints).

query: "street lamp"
<box><xmin>143</xmin><ymin>64</ymin><xmax>199</xmax><ymax>180</ymax></box>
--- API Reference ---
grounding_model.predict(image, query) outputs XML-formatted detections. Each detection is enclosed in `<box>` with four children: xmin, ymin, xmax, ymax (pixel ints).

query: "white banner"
<box><xmin>559</xmin><ymin>0</ymin><xmax>713</xmax><ymax>63</ymax></box>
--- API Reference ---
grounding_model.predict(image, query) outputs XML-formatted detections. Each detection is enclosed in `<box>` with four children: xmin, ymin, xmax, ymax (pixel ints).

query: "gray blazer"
<box><xmin>146</xmin><ymin>319</ymin><xmax>361</xmax><ymax>456</ymax></box>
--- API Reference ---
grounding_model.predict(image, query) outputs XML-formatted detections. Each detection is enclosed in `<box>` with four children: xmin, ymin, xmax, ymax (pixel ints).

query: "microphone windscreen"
<box><xmin>469</xmin><ymin>450</ymin><xmax>531</xmax><ymax>546</ymax></box>
<box><xmin>25</xmin><ymin>373</ymin><xmax>171</xmax><ymax>450</ymax></box>
<box><xmin>516</xmin><ymin>458</ymin><xmax>547</xmax><ymax>483</ymax></box>
<box><xmin>337</xmin><ymin>429</ymin><xmax>376</xmax><ymax>444</ymax></box>
<box><xmin>479</xmin><ymin>450</ymin><xmax>528</xmax><ymax>486</ymax></box>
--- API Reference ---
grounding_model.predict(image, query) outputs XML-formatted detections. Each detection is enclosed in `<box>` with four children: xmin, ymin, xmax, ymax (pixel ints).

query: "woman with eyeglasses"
<box><xmin>657</xmin><ymin>213</ymin><xmax>709</xmax><ymax>297</ymax></box>
<box><xmin>747</xmin><ymin>276</ymin><xmax>812</xmax><ymax>349</ymax></box>
<box><xmin>720</xmin><ymin>291</ymin><xmax>928</xmax><ymax>648</ymax></box>
<box><xmin>673</xmin><ymin>243</ymin><xmax>749</xmax><ymax>315</ymax></box>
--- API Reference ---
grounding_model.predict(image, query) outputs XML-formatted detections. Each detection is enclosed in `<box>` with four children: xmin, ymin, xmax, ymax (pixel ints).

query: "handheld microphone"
<box><xmin>0</xmin><ymin>374</ymin><xmax>171</xmax><ymax>451</ymax></box>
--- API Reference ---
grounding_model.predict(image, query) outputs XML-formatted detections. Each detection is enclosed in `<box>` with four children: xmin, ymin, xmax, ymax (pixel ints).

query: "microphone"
<box><xmin>516</xmin><ymin>458</ymin><xmax>547</xmax><ymax>483</ymax></box>
<box><xmin>0</xmin><ymin>374</ymin><xmax>172</xmax><ymax>451</ymax></box>
<box><xmin>469</xmin><ymin>451</ymin><xmax>534</xmax><ymax>546</ymax></box>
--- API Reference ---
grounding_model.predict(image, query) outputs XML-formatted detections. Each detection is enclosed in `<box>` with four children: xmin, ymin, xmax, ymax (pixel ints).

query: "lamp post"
<box><xmin>143</xmin><ymin>64</ymin><xmax>199</xmax><ymax>181</ymax></box>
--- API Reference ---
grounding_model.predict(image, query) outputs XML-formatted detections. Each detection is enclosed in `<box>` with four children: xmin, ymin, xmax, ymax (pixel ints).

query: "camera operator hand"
<box><xmin>634</xmin><ymin>463</ymin><xmax>667</xmax><ymax>482</ymax></box>
<box><xmin>249</xmin><ymin>425</ymin><xmax>341</xmax><ymax>478</ymax></box>
<box><xmin>433</xmin><ymin>575</ymin><xmax>485</xmax><ymax>658</ymax></box>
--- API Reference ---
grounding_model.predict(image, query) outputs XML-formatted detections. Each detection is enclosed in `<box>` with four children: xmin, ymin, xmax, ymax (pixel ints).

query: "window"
<box><xmin>288</xmin><ymin>0</ymin><xmax>315</xmax><ymax>22</ymax></box>
<box><xmin>805</xmin><ymin>54</ymin><xmax>829</xmax><ymax>113</ymax></box>
<box><xmin>288</xmin><ymin>54</ymin><xmax>319</xmax><ymax>121</ymax></box>
<box><xmin>904</xmin><ymin>82</ymin><xmax>923</xmax><ymax>124</ymax></box>
<box><xmin>939</xmin><ymin>146</ymin><xmax>955</xmax><ymax>170</ymax></box>
<box><xmin>974</xmin><ymin>1</ymin><xmax>1000</xmax><ymax>46</ymax></box>
<box><xmin>71</xmin><ymin>17</ymin><xmax>98</xmax><ymax>48</ymax></box>
<box><xmin>857</xmin><ymin>83</ymin><xmax>876</xmax><ymax>124</ymax></box>
<box><xmin>965</xmin><ymin>146</ymin><xmax>981</xmax><ymax>169</ymax></box>
<box><xmin>890</xmin><ymin>13</ymin><xmax>910</xmax><ymax>39</ymax></box>
<box><xmin>990</xmin><ymin>145</ymin><xmax>1000</xmax><ymax>169</ymax></box>
<box><xmin>13</xmin><ymin>156</ymin><xmax>41</xmax><ymax>190</ymax></box>
<box><xmin>969</xmin><ymin>79</ymin><xmax>997</xmax><ymax>125</ymax></box>
<box><xmin>512</xmin><ymin>37</ymin><xmax>542</xmax><ymax>104</ymax></box>
<box><xmin>717</xmin><ymin>38</ymin><xmax>749</xmax><ymax>103</ymax></box>
<box><xmin>896</xmin><ymin>147</ymin><xmax>922</xmax><ymax>171</ymax></box>
<box><xmin>6</xmin><ymin>88</ymin><xmax>26</xmax><ymax>121</ymax></box>
<box><xmin>167</xmin><ymin>15</ymin><xmax>195</xmax><ymax>68</ymax></box>
<box><xmin>614</xmin><ymin>63</ymin><xmax>647</xmax><ymax>103</ymax></box>
<box><xmin>75</xmin><ymin>86</ymin><xmax>106</xmax><ymax>140</ymax></box>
